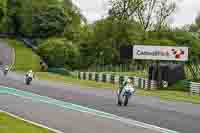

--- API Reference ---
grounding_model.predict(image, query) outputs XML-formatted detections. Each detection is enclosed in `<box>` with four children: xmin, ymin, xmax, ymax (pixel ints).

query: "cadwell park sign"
<box><xmin>133</xmin><ymin>45</ymin><xmax>189</xmax><ymax>61</ymax></box>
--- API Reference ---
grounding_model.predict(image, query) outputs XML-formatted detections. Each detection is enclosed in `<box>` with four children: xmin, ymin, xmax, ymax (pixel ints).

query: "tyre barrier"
<box><xmin>92</xmin><ymin>72</ymin><xmax>96</xmax><ymax>81</ymax></box>
<box><xmin>85</xmin><ymin>72</ymin><xmax>89</xmax><ymax>80</ymax></box>
<box><xmin>150</xmin><ymin>80</ymin><xmax>158</xmax><ymax>90</ymax></box>
<box><xmin>89</xmin><ymin>73</ymin><xmax>93</xmax><ymax>80</ymax></box>
<box><xmin>102</xmin><ymin>74</ymin><xmax>107</xmax><ymax>82</ymax></box>
<box><xmin>106</xmin><ymin>74</ymin><xmax>111</xmax><ymax>83</ymax></box>
<box><xmin>78</xmin><ymin>72</ymin><xmax>81</xmax><ymax>79</ymax></box>
<box><xmin>110</xmin><ymin>75</ymin><xmax>115</xmax><ymax>84</ymax></box>
<box><xmin>134</xmin><ymin>77</ymin><xmax>139</xmax><ymax>87</ymax></box>
<box><xmin>78</xmin><ymin>72</ymin><xmax>158</xmax><ymax>89</ymax></box>
<box><xmin>190</xmin><ymin>82</ymin><xmax>200</xmax><ymax>95</ymax></box>
<box><xmin>114</xmin><ymin>75</ymin><xmax>120</xmax><ymax>84</ymax></box>
<box><xmin>145</xmin><ymin>79</ymin><xmax>150</xmax><ymax>90</ymax></box>
<box><xmin>83</xmin><ymin>72</ymin><xmax>86</xmax><ymax>80</ymax></box>
<box><xmin>138</xmin><ymin>78</ymin><xmax>145</xmax><ymax>89</ymax></box>
<box><xmin>98</xmin><ymin>73</ymin><xmax>103</xmax><ymax>82</ymax></box>
<box><xmin>80</xmin><ymin>72</ymin><xmax>84</xmax><ymax>80</ymax></box>
<box><xmin>95</xmin><ymin>73</ymin><xmax>99</xmax><ymax>82</ymax></box>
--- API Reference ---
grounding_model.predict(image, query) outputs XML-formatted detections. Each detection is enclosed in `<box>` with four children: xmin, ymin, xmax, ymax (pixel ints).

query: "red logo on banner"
<box><xmin>171</xmin><ymin>49</ymin><xmax>185</xmax><ymax>59</ymax></box>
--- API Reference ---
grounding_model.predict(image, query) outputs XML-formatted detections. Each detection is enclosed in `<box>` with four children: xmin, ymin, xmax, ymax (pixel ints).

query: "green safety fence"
<box><xmin>48</xmin><ymin>68</ymin><xmax>70</xmax><ymax>75</ymax></box>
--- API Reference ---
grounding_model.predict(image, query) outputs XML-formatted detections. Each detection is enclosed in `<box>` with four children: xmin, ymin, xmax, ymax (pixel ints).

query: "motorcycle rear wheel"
<box><xmin>124</xmin><ymin>96</ymin><xmax>129</xmax><ymax>106</ymax></box>
<box><xmin>116</xmin><ymin>90</ymin><xmax>122</xmax><ymax>106</ymax></box>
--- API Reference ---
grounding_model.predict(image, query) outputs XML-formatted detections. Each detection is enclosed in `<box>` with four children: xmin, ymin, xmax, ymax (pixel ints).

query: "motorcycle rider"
<box><xmin>25</xmin><ymin>70</ymin><xmax>34</xmax><ymax>79</ymax></box>
<box><xmin>3</xmin><ymin>65</ymin><xmax>9</xmax><ymax>75</ymax></box>
<box><xmin>119</xmin><ymin>78</ymin><xmax>133</xmax><ymax>96</ymax></box>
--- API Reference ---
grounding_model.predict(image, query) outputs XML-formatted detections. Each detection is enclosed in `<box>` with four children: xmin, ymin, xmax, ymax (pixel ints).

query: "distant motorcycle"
<box><xmin>117</xmin><ymin>84</ymin><xmax>135</xmax><ymax>106</ymax></box>
<box><xmin>25</xmin><ymin>74</ymin><xmax>33</xmax><ymax>85</ymax></box>
<box><xmin>3</xmin><ymin>67</ymin><xmax>9</xmax><ymax>76</ymax></box>
<box><xmin>3</xmin><ymin>69</ymin><xmax>8</xmax><ymax>76</ymax></box>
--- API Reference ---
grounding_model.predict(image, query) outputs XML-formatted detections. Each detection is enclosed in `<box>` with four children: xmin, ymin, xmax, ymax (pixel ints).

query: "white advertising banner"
<box><xmin>133</xmin><ymin>45</ymin><xmax>188</xmax><ymax>61</ymax></box>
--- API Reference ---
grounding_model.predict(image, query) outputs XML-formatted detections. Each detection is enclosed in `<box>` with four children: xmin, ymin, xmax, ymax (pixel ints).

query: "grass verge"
<box><xmin>36</xmin><ymin>72</ymin><xmax>200</xmax><ymax>104</ymax></box>
<box><xmin>6</xmin><ymin>39</ymin><xmax>41</xmax><ymax>71</ymax></box>
<box><xmin>0</xmin><ymin>112</ymin><xmax>54</xmax><ymax>133</ymax></box>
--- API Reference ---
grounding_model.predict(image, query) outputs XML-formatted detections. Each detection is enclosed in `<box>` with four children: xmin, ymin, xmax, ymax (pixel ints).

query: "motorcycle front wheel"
<box><xmin>116</xmin><ymin>90</ymin><xmax>122</xmax><ymax>106</ymax></box>
<box><xmin>124</xmin><ymin>95</ymin><xmax>129</xmax><ymax>106</ymax></box>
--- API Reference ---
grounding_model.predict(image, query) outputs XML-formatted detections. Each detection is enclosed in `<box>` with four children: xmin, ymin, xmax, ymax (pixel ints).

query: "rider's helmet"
<box><xmin>127</xmin><ymin>78</ymin><xmax>132</xmax><ymax>84</ymax></box>
<box><xmin>127</xmin><ymin>78</ymin><xmax>131</xmax><ymax>82</ymax></box>
<box><xmin>5</xmin><ymin>65</ymin><xmax>9</xmax><ymax>70</ymax></box>
<box><xmin>28</xmin><ymin>70</ymin><xmax>33</xmax><ymax>73</ymax></box>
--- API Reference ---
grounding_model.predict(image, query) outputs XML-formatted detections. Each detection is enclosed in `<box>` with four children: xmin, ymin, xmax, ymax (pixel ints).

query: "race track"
<box><xmin>0</xmin><ymin>93</ymin><xmax>163</xmax><ymax>133</ymax></box>
<box><xmin>0</xmin><ymin>41</ymin><xmax>13</xmax><ymax>67</ymax></box>
<box><xmin>0</xmin><ymin>72</ymin><xmax>200</xmax><ymax>133</ymax></box>
<box><xmin>1</xmin><ymin>41</ymin><xmax>200</xmax><ymax>133</ymax></box>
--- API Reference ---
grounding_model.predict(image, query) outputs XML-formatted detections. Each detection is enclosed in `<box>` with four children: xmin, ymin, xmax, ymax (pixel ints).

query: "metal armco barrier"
<box><xmin>190</xmin><ymin>82</ymin><xmax>200</xmax><ymax>95</ymax></box>
<box><xmin>77</xmin><ymin>72</ymin><xmax>200</xmax><ymax>94</ymax></box>
<box><xmin>78</xmin><ymin>72</ymin><xmax>158</xmax><ymax>89</ymax></box>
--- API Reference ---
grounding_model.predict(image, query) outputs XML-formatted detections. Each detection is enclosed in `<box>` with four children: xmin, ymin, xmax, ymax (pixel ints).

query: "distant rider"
<box><xmin>4</xmin><ymin>65</ymin><xmax>9</xmax><ymax>71</ymax></box>
<box><xmin>25</xmin><ymin>70</ymin><xmax>34</xmax><ymax>79</ymax></box>
<box><xmin>3</xmin><ymin>65</ymin><xmax>9</xmax><ymax>75</ymax></box>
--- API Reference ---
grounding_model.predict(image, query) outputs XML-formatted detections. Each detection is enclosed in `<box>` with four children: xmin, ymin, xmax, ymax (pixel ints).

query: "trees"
<box><xmin>189</xmin><ymin>13</ymin><xmax>200</xmax><ymax>32</ymax></box>
<box><xmin>109</xmin><ymin>0</ymin><xmax>142</xmax><ymax>20</ymax></box>
<box><xmin>109</xmin><ymin>0</ymin><xmax>176</xmax><ymax>31</ymax></box>
<box><xmin>195</xmin><ymin>13</ymin><xmax>200</xmax><ymax>29</ymax></box>
<box><xmin>136</xmin><ymin>0</ymin><xmax>176</xmax><ymax>31</ymax></box>
<box><xmin>78</xmin><ymin>17</ymin><xmax>143</xmax><ymax>67</ymax></box>
<box><xmin>38</xmin><ymin>38</ymin><xmax>79</xmax><ymax>69</ymax></box>
<box><xmin>32</xmin><ymin>6</ymin><xmax>68</xmax><ymax>37</ymax></box>
<box><xmin>3</xmin><ymin>0</ymin><xmax>82</xmax><ymax>38</ymax></box>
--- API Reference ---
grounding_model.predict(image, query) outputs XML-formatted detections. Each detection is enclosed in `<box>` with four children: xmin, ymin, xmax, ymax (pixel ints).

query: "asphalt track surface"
<box><xmin>0</xmin><ymin>72</ymin><xmax>200</xmax><ymax>133</ymax></box>
<box><xmin>0</xmin><ymin>40</ymin><xmax>13</xmax><ymax>67</ymax></box>
<box><xmin>0</xmin><ymin>93</ymin><xmax>161</xmax><ymax>133</ymax></box>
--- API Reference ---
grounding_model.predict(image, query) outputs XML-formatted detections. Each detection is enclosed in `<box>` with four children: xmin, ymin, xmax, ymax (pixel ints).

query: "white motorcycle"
<box><xmin>117</xmin><ymin>84</ymin><xmax>135</xmax><ymax>106</ymax></box>
<box><xmin>25</xmin><ymin>73</ymin><xmax>33</xmax><ymax>85</ymax></box>
<box><xmin>3</xmin><ymin>68</ymin><xmax>9</xmax><ymax>76</ymax></box>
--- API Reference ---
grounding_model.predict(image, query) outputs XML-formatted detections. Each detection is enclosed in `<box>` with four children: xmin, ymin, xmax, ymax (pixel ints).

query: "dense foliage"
<box><xmin>38</xmin><ymin>38</ymin><xmax>79</xmax><ymax>69</ymax></box>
